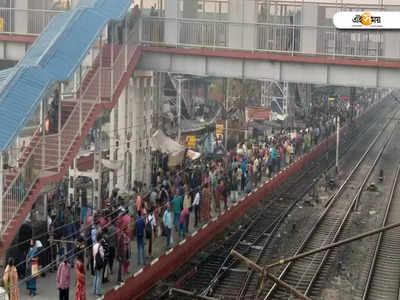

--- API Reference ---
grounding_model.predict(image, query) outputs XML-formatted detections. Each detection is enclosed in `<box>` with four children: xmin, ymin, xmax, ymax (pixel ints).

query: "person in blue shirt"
<box><xmin>163</xmin><ymin>205</ymin><xmax>172</xmax><ymax>248</ymax></box>
<box><xmin>172</xmin><ymin>192</ymin><xmax>183</xmax><ymax>230</ymax></box>
<box><xmin>240</xmin><ymin>158</ymin><xmax>247</xmax><ymax>174</ymax></box>
<box><xmin>270</xmin><ymin>145</ymin><xmax>277</xmax><ymax>173</ymax></box>
<box><xmin>135</xmin><ymin>212</ymin><xmax>146</xmax><ymax>266</ymax></box>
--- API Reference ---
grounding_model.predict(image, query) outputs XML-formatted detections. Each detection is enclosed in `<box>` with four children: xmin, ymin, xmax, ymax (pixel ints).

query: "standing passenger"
<box><xmin>162</xmin><ymin>205</ymin><xmax>172</xmax><ymax>248</ymax></box>
<box><xmin>135</xmin><ymin>212</ymin><xmax>146</xmax><ymax>266</ymax></box>
<box><xmin>56</xmin><ymin>257</ymin><xmax>70</xmax><ymax>300</ymax></box>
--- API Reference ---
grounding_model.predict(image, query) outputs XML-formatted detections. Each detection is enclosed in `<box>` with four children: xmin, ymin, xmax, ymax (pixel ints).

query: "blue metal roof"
<box><xmin>0</xmin><ymin>0</ymin><xmax>133</xmax><ymax>151</ymax></box>
<box><xmin>0</xmin><ymin>68</ymin><xmax>15</xmax><ymax>88</ymax></box>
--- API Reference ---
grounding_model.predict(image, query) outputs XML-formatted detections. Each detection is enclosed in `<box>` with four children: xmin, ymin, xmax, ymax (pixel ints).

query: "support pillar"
<box><xmin>301</xmin><ymin>3</ymin><xmax>319</xmax><ymax>54</ymax></box>
<box><xmin>228</xmin><ymin>0</ymin><xmax>256</xmax><ymax>50</ymax></box>
<box><xmin>43</xmin><ymin>193</ymin><xmax>48</xmax><ymax>221</ymax></box>
<box><xmin>130</xmin><ymin>72</ymin><xmax>154</xmax><ymax>189</ymax></box>
<box><xmin>94</xmin><ymin>152</ymin><xmax>102</xmax><ymax>210</ymax></box>
<box><xmin>336</xmin><ymin>115</ymin><xmax>340</xmax><ymax>174</ymax></box>
<box><xmin>129</xmin><ymin>76</ymin><xmax>137</xmax><ymax>187</ymax></box>
<box><xmin>14</xmin><ymin>0</ymin><xmax>28</xmax><ymax>34</ymax></box>
<box><xmin>115</xmin><ymin>86</ymin><xmax>127</xmax><ymax>192</ymax></box>
<box><xmin>165</xmin><ymin>0</ymin><xmax>178</xmax><ymax>45</ymax></box>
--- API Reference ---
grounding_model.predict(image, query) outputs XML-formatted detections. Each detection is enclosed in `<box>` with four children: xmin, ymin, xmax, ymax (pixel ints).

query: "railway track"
<box><xmin>361</xmin><ymin>165</ymin><xmax>400</xmax><ymax>300</ymax></box>
<box><xmin>264</xmin><ymin>109</ymin><xmax>399</xmax><ymax>300</ymax></box>
<box><xmin>198</xmin><ymin>104</ymin><xmax>398</xmax><ymax>300</ymax></box>
<box><xmin>149</xmin><ymin>100</ymin><xmax>396</xmax><ymax>300</ymax></box>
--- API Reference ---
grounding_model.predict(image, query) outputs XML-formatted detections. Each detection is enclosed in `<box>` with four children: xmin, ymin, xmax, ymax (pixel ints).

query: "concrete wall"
<box><xmin>5</xmin><ymin>42</ymin><xmax>26</xmax><ymax>60</ymax></box>
<box><xmin>109</xmin><ymin>71</ymin><xmax>154</xmax><ymax>194</ymax></box>
<box><xmin>0</xmin><ymin>40</ymin><xmax>32</xmax><ymax>62</ymax></box>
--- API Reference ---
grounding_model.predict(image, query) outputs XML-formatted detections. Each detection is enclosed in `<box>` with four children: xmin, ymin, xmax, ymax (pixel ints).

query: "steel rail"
<box><xmin>237</xmin><ymin>108</ymin><xmax>393</xmax><ymax>299</ymax></box>
<box><xmin>186</xmin><ymin>103</ymin><xmax>384</xmax><ymax>299</ymax></box>
<box><xmin>303</xmin><ymin>126</ymin><xmax>397</xmax><ymax>297</ymax></box>
<box><xmin>361</xmin><ymin>163</ymin><xmax>400</xmax><ymax>299</ymax></box>
<box><xmin>202</xmin><ymin>104</ymin><xmax>389</xmax><ymax>299</ymax></box>
<box><xmin>238</xmin><ymin>104</ymin><xmax>396</xmax><ymax>299</ymax></box>
<box><xmin>265</xmin><ymin>109</ymin><xmax>399</xmax><ymax>300</ymax></box>
<box><xmin>200</xmin><ymin>159</ymin><xmax>324</xmax><ymax>297</ymax></box>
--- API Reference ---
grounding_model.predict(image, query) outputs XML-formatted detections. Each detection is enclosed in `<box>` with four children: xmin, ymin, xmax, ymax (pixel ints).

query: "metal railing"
<box><xmin>0</xmin><ymin>19</ymin><xmax>140</xmax><ymax>236</ymax></box>
<box><xmin>0</xmin><ymin>8</ymin><xmax>62</xmax><ymax>36</ymax></box>
<box><xmin>140</xmin><ymin>17</ymin><xmax>391</xmax><ymax>60</ymax></box>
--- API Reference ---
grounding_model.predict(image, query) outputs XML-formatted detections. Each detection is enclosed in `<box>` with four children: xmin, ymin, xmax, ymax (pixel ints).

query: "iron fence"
<box><xmin>140</xmin><ymin>17</ymin><xmax>389</xmax><ymax>60</ymax></box>
<box><xmin>0</xmin><ymin>8</ymin><xmax>61</xmax><ymax>35</ymax></box>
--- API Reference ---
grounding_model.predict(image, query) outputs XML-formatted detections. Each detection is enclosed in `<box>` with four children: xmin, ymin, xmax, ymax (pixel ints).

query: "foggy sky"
<box><xmin>140</xmin><ymin>0</ymin><xmax>400</xmax><ymax>8</ymax></box>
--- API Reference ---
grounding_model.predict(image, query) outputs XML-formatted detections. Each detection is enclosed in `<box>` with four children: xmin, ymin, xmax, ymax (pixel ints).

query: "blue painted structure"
<box><xmin>0</xmin><ymin>0</ymin><xmax>132</xmax><ymax>151</ymax></box>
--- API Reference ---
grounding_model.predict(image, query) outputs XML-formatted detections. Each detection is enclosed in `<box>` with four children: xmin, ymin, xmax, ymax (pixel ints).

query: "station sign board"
<box><xmin>216</xmin><ymin>124</ymin><xmax>224</xmax><ymax>135</ymax></box>
<box><xmin>187</xmin><ymin>136</ymin><xmax>196</xmax><ymax>148</ymax></box>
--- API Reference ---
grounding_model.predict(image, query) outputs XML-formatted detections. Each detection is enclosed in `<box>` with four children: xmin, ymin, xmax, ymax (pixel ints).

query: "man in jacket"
<box><xmin>135</xmin><ymin>211</ymin><xmax>146</xmax><ymax>266</ymax></box>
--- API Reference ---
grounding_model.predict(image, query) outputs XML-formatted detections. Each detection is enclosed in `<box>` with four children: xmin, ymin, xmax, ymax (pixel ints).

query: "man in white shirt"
<box><xmin>146</xmin><ymin>210</ymin><xmax>156</xmax><ymax>257</ymax></box>
<box><xmin>163</xmin><ymin>205</ymin><xmax>172</xmax><ymax>248</ymax></box>
<box><xmin>192</xmin><ymin>189</ymin><xmax>201</xmax><ymax>227</ymax></box>
<box><xmin>93</xmin><ymin>232</ymin><xmax>104</xmax><ymax>297</ymax></box>
<box><xmin>47</xmin><ymin>214</ymin><xmax>52</xmax><ymax>232</ymax></box>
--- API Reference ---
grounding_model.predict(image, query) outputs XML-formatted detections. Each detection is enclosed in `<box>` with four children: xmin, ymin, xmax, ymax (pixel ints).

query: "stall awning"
<box><xmin>151</xmin><ymin>130</ymin><xmax>187</xmax><ymax>168</ymax></box>
<box><xmin>150</xmin><ymin>130</ymin><xmax>185</xmax><ymax>154</ymax></box>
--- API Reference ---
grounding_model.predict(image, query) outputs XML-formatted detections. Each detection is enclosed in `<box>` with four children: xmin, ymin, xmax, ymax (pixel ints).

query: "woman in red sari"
<box><xmin>75</xmin><ymin>253</ymin><xmax>85</xmax><ymax>300</ymax></box>
<box><xmin>200</xmin><ymin>183</ymin><xmax>211</xmax><ymax>220</ymax></box>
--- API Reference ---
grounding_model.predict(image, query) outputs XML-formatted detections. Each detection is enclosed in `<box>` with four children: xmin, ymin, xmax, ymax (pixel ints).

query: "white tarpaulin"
<box><xmin>102</xmin><ymin>159</ymin><xmax>124</xmax><ymax>170</ymax></box>
<box><xmin>150</xmin><ymin>130</ymin><xmax>185</xmax><ymax>154</ymax></box>
<box><xmin>187</xmin><ymin>150</ymin><xmax>201</xmax><ymax>160</ymax></box>
<box><xmin>151</xmin><ymin>130</ymin><xmax>186</xmax><ymax>167</ymax></box>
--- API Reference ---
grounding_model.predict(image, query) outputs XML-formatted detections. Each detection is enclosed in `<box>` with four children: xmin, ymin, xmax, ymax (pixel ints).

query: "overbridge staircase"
<box><xmin>0</xmin><ymin>38</ymin><xmax>142</xmax><ymax>258</ymax></box>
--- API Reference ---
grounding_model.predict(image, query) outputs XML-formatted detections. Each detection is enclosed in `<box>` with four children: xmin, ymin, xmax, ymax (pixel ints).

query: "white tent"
<box><xmin>150</xmin><ymin>130</ymin><xmax>187</xmax><ymax>167</ymax></box>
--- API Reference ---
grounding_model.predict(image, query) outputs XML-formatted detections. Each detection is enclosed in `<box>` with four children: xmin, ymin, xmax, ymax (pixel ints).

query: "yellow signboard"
<box><xmin>216</xmin><ymin>124</ymin><xmax>224</xmax><ymax>135</ymax></box>
<box><xmin>328</xmin><ymin>97</ymin><xmax>336</xmax><ymax>101</ymax></box>
<box><xmin>187</xmin><ymin>136</ymin><xmax>196</xmax><ymax>148</ymax></box>
<box><xmin>0</xmin><ymin>18</ymin><xmax>4</xmax><ymax>32</ymax></box>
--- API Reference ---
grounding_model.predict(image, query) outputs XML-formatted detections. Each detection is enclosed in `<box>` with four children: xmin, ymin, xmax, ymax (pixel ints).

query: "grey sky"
<box><xmin>140</xmin><ymin>0</ymin><xmax>400</xmax><ymax>8</ymax></box>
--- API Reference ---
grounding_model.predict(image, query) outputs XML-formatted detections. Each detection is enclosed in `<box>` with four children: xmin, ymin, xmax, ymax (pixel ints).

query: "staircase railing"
<box><xmin>2</xmin><ymin>136</ymin><xmax>43</xmax><ymax>234</ymax></box>
<box><xmin>60</xmin><ymin>102</ymin><xmax>96</xmax><ymax>165</ymax></box>
<box><xmin>0</xmin><ymin>15</ymin><xmax>142</xmax><ymax>238</ymax></box>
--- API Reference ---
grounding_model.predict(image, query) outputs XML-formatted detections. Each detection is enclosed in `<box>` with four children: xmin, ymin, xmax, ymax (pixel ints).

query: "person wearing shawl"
<box><xmin>74</xmin><ymin>252</ymin><xmax>86</xmax><ymax>300</ymax></box>
<box><xmin>3</xmin><ymin>257</ymin><xmax>19</xmax><ymax>300</ymax></box>
<box><xmin>25</xmin><ymin>240</ymin><xmax>38</xmax><ymax>296</ymax></box>
<box><xmin>200</xmin><ymin>184</ymin><xmax>210</xmax><ymax>220</ymax></box>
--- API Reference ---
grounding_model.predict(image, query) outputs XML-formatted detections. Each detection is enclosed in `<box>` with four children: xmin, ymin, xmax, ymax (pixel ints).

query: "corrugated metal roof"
<box><xmin>0</xmin><ymin>0</ymin><xmax>133</xmax><ymax>151</ymax></box>
<box><xmin>21</xmin><ymin>11</ymin><xmax>73</xmax><ymax>67</ymax></box>
<box><xmin>42</xmin><ymin>9</ymin><xmax>107</xmax><ymax>79</ymax></box>
<box><xmin>0</xmin><ymin>68</ymin><xmax>15</xmax><ymax>88</ymax></box>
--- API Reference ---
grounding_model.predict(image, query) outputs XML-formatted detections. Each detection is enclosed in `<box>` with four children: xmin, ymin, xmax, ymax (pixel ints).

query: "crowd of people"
<box><xmin>2</xmin><ymin>106</ymin><xmax>366</xmax><ymax>300</ymax></box>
